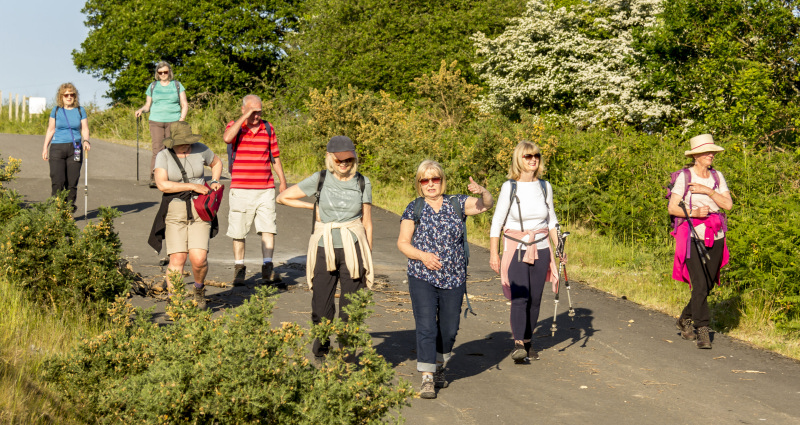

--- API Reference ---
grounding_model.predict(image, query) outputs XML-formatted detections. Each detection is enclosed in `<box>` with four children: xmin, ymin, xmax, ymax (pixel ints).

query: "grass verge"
<box><xmin>0</xmin><ymin>280</ymin><xmax>107</xmax><ymax>423</ymax></box>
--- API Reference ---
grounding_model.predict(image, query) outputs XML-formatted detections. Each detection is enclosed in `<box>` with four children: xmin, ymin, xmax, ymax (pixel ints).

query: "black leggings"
<box><xmin>48</xmin><ymin>143</ymin><xmax>83</xmax><ymax>209</ymax></box>
<box><xmin>680</xmin><ymin>239</ymin><xmax>725</xmax><ymax>328</ymax></box>
<box><xmin>508</xmin><ymin>248</ymin><xmax>550</xmax><ymax>341</ymax></box>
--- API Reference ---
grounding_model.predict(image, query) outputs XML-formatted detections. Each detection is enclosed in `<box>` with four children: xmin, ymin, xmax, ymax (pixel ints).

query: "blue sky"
<box><xmin>0</xmin><ymin>1</ymin><xmax>111</xmax><ymax>109</ymax></box>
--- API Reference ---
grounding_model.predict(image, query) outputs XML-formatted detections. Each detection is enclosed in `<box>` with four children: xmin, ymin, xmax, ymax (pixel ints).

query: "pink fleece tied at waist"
<box><xmin>500</xmin><ymin>229</ymin><xmax>559</xmax><ymax>300</ymax></box>
<box><xmin>670</xmin><ymin>214</ymin><xmax>729</xmax><ymax>286</ymax></box>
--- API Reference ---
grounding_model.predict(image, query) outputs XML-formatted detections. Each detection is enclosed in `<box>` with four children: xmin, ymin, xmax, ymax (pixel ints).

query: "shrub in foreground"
<box><xmin>44</xmin><ymin>285</ymin><xmax>413</xmax><ymax>424</ymax></box>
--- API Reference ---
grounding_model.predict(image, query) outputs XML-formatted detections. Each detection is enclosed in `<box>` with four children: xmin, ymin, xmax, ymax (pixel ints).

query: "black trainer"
<box><xmin>233</xmin><ymin>264</ymin><xmax>246</xmax><ymax>286</ymax></box>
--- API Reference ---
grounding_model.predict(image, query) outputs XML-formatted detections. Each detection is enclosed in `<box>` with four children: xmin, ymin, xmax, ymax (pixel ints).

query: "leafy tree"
<box><xmin>472</xmin><ymin>0</ymin><xmax>671</xmax><ymax>129</ymax></box>
<box><xmin>73</xmin><ymin>0</ymin><xmax>302</xmax><ymax>103</ymax></box>
<box><xmin>285</xmin><ymin>0</ymin><xmax>526</xmax><ymax>102</ymax></box>
<box><xmin>639</xmin><ymin>0</ymin><xmax>800</xmax><ymax>143</ymax></box>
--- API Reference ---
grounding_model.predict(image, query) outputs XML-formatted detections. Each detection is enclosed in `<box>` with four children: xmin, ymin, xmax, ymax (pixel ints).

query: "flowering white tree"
<box><xmin>473</xmin><ymin>0</ymin><xmax>672</xmax><ymax>128</ymax></box>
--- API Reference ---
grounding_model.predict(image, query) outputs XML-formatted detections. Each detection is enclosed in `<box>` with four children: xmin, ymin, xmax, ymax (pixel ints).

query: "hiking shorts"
<box><xmin>164</xmin><ymin>200</ymin><xmax>211</xmax><ymax>254</ymax></box>
<box><xmin>226</xmin><ymin>188</ymin><xmax>277</xmax><ymax>239</ymax></box>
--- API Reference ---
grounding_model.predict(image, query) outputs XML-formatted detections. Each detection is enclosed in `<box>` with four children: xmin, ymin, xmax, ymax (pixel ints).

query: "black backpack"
<box><xmin>227</xmin><ymin>120</ymin><xmax>275</xmax><ymax>173</ymax></box>
<box><xmin>311</xmin><ymin>170</ymin><xmax>366</xmax><ymax>234</ymax></box>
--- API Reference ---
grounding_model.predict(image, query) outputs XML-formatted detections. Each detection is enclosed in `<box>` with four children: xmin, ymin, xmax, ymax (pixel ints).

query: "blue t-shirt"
<box><xmin>49</xmin><ymin>107</ymin><xmax>86</xmax><ymax>145</ymax></box>
<box><xmin>401</xmin><ymin>195</ymin><xmax>468</xmax><ymax>289</ymax></box>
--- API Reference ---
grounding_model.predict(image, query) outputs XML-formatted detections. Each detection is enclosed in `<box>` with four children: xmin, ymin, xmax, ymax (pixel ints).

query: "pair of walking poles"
<box><xmin>550</xmin><ymin>224</ymin><xmax>575</xmax><ymax>337</ymax></box>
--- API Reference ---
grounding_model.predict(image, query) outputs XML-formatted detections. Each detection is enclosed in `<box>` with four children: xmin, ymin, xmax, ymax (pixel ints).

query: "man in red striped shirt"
<box><xmin>223</xmin><ymin>94</ymin><xmax>288</xmax><ymax>288</ymax></box>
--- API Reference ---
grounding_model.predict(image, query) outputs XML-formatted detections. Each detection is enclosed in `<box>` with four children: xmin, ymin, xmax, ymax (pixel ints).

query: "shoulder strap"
<box><xmin>233</xmin><ymin>120</ymin><xmax>274</xmax><ymax>166</ymax></box>
<box><xmin>501</xmin><ymin>180</ymin><xmax>522</xmax><ymax>231</ymax></box>
<box><xmin>167</xmin><ymin>149</ymin><xmax>189</xmax><ymax>183</ymax></box>
<box><xmin>311</xmin><ymin>170</ymin><xmax>327</xmax><ymax>234</ymax></box>
<box><xmin>174</xmin><ymin>80</ymin><xmax>180</xmax><ymax>97</ymax></box>
<box><xmin>411</xmin><ymin>197</ymin><xmax>425</xmax><ymax>239</ymax></box>
<box><xmin>446</xmin><ymin>194</ymin><xmax>470</xmax><ymax>266</ymax></box>
<box><xmin>148</xmin><ymin>81</ymin><xmax>157</xmax><ymax>97</ymax></box>
<box><xmin>710</xmin><ymin>167</ymin><xmax>720</xmax><ymax>189</ymax></box>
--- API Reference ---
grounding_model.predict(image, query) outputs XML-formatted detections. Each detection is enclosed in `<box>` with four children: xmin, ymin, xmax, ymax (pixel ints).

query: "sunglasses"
<box><xmin>419</xmin><ymin>177</ymin><xmax>442</xmax><ymax>185</ymax></box>
<box><xmin>334</xmin><ymin>157</ymin><xmax>355</xmax><ymax>164</ymax></box>
<box><xmin>157</xmin><ymin>70</ymin><xmax>170</xmax><ymax>75</ymax></box>
<box><xmin>522</xmin><ymin>153</ymin><xmax>541</xmax><ymax>160</ymax></box>
<box><xmin>63</xmin><ymin>93</ymin><xmax>76</xmax><ymax>98</ymax></box>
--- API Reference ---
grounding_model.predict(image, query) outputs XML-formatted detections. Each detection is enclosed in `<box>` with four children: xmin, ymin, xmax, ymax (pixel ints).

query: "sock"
<box><xmin>235</xmin><ymin>260</ymin><xmax>244</xmax><ymax>265</ymax></box>
<box><xmin>194</xmin><ymin>282</ymin><xmax>204</xmax><ymax>289</ymax></box>
<box><xmin>263</xmin><ymin>258</ymin><xmax>272</xmax><ymax>264</ymax></box>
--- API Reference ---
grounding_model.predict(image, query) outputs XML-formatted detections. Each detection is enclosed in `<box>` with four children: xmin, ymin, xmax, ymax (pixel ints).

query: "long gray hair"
<box><xmin>153</xmin><ymin>61</ymin><xmax>173</xmax><ymax>80</ymax></box>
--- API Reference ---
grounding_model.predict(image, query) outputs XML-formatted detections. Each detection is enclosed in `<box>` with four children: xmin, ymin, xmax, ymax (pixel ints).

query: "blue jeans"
<box><xmin>408</xmin><ymin>275</ymin><xmax>465</xmax><ymax>373</ymax></box>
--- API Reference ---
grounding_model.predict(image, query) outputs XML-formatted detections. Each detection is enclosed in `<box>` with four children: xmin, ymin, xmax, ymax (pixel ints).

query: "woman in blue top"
<box><xmin>42</xmin><ymin>83</ymin><xmax>90</xmax><ymax>213</ymax></box>
<box><xmin>134</xmin><ymin>61</ymin><xmax>189</xmax><ymax>188</ymax></box>
<box><xmin>397</xmin><ymin>159</ymin><xmax>493</xmax><ymax>399</ymax></box>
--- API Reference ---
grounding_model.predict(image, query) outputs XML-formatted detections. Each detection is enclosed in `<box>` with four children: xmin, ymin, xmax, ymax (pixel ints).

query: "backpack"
<box><xmin>311</xmin><ymin>170</ymin><xmax>366</xmax><ymax>234</ymax></box>
<box><xmin>501</xmin><ymin>179</ymin><xmax>549</xmax><ymax>232</ymax></box>
<box><xmin>411</xmin><ymin>195</ymin><xmax>469</xmax><ymax>266</ymax></box>
<box><xmin>227</xmin><ymin>120</ymin><xmax>275</xmax><ymax>173</ymax></box>
<box><xmin>148</xmin><ymin>80</ymin><xmax>181</xmax><ymax>98</ymax></box>
<box><xmin>665</xmin><ymin>167</ymin><xmax>720</xmax><ymax>230</ymax></box>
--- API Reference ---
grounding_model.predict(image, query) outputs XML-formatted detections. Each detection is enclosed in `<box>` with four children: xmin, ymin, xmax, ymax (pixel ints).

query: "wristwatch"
<box><xmin>210</xmin><ymin>180</ymin><xmax>220</xmax><ymax>185</ymax></box>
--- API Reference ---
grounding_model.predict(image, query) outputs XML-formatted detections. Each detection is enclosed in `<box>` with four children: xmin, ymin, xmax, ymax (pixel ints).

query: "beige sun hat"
<box><xmin>163</xmin><ymin>121</ymin><xmax>202</xmax><ymax>149</ymax></box>
<box><xmin>684</xmin><ymin>134</ymin><xmax>724</xmax><ymax>157</ymax></box>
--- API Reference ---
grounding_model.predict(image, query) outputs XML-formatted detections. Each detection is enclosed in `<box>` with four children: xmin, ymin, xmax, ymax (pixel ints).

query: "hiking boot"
<box><xmin>525</xmin><ymin>341</ymin><xmax>540</xmax><ymax>361</ymax></box>
<box><xmin>696</xmin><ymin>326</ymin><xmax>712</xmax><ymax>349</ymax></box>
<box><xmin>233</xmin><ymin>264</ymin><xmax>246</xmax><ymax>286</ymax></box>
<box><xmin>511</xmin><ymin>341</ymin><xmax>527</xmax><ymax>363</ymax></box>
<box><xmin>419</xmin><ymin>376</ymin><xmax>436</xmax><ymax>399</ymax></box>
<box><xmin>261</xmin><ymin>262</ymin><xmax>274</xmax><ymax>283</ymax></box>
<box><xmin>434</xmin><ymin>366</ymin><xmax>449</xmax><ymax>388</ymax></box>
<box><xmin>193</xmin><ymin>285</ymin><xmax>207</xmax><ymax>310</ymax></box>
<box><xmin>676</xmin><ymin>317</ymin><xmax>696</xmax><ymax>341</ymax></box>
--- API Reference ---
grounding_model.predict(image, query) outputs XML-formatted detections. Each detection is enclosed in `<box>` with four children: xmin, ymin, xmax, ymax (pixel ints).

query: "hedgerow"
<box><xmin>44</xmin><ymin>284</ymin><xmax>413</xmax><ymax>424</ymax></box>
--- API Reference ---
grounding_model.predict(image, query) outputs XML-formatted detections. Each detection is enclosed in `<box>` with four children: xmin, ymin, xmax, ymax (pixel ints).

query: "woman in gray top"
<box><xmin>277</xmin><ymin>136</ymin><xmax>374</xmax><ymax>359</ymax></box>
<box><xmin>149</xmin><ymin>121</ymin><xmax>222</xmax><ymax>309</ymax></box>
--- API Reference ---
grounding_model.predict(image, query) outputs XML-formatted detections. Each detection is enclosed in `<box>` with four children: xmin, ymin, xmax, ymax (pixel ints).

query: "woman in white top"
<box><xmin>668</xmin><ymin>134</ymin><xmax>732</xmax><ymax>349</ymax></box>
<box><xmin>489</xmin><ymin>141</ymin><xmax>559</xmax><ymax>363</ymax></box>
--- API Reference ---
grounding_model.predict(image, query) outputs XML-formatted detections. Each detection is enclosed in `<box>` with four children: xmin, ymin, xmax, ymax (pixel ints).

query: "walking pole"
<box><xmin>678</xmin><ymin>200</ymin><xmax>715</xmax><ymax>283</ymax></box>
<box><xmin>83</xmin><ymin>147</ymin><xmax>89</xmax><ymax>224</ymax></box>
<box><xmin>136</xmin><ymin>116</ymin><xmax>140</xmax><ymax>182</ymax></box>
<box><xmin>550</xmin><ymin>224</ymin><xmax>571</xmax><ymax>337</ymax></box>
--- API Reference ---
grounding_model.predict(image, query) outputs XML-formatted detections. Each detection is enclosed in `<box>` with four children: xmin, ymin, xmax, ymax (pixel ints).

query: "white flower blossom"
<box><xmin>473</xmin><ymin>0</ymin><xmax>673</xmax><ymax>128</ymax></box>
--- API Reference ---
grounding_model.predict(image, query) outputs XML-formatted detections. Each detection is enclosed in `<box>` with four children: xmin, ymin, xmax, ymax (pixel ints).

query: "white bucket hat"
<box><xmin>684</xmin><ymin>134</ymin><xmax>724</xmax><ymax>157</ymax></box>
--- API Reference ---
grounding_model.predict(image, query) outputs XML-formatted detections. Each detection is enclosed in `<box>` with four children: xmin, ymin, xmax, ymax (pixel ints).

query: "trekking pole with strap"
<box><xmin>550</xmin><ymin>224</ymin><xmax>571</xmax><ymax>337</ymax></box>
<box><xmin>135</xmin><ymin>116</ymin><xmax>140</xmax><ymax>182</ymax></box>
<box><xmin>678</xmin><ymin>200</ymin><xmax>715</xmax><ymax>284</ymax></box>
<box><xmin>84</xmin><ymin>146</ymin><xmax>89</xmax><ymax>224</ymax></box>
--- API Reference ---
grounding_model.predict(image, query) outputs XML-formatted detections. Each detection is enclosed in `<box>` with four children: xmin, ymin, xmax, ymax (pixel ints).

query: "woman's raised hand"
<box><xmin>467</xmin><ymin>176</ymin><xmax>485</xmax><ymax>194</ymax></box>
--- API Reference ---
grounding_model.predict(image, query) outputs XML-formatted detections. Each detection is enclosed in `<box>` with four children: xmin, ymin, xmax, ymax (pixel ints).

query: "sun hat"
<box><xmin>684</xmin><ymin>134</ymin><xmax>724</xmax><ymax>157</ymax></box>
<box><xmin>327</xmin><ymin>135</ymin><xmax>356</xmax><ymax>160</ymax></box>
<box><xmin>163</xmin><ymin>121</ymin><xmax>202</xmax><ymax>149</ymax></box>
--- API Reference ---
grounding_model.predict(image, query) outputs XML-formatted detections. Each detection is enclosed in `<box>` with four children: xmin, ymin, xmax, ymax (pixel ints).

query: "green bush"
<box><xmin>45</xmin><ymin>285</ymin><xmax>413</xmax><ymax>424</ymax></box>
<box><xmin>0</xmin><ymin>194</ymin><xmax>129</xmax><ymax>308</ymax></box>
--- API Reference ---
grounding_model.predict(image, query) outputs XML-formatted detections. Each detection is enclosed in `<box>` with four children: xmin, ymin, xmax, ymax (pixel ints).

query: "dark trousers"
<box><xmin>311</xmin><ymin>245</ymin><xmax>366</xmax><ymax>356</ymax></box>
<box><xmin>407</xmin><ymin>274</ymin><xmax>465</xmax><ymax>373</ymax></box>
<box><xmin>48</xmin><ymin>143</ymin><xmax>83</xmax><ymax>209</ymax></box>
<box><xmin>680</xmin><ymin>239</ymin><xmax>725</xmax><ymax>328</ymax></box>
<box><xmin>149</xmin><ymin>121</ymin><xmax>172</xmax><ymax>180</ymax></box>
<box><xmin>508</xmin><ymin>248</ymin><xmax>550</xmax><ymax>341</ymax></box>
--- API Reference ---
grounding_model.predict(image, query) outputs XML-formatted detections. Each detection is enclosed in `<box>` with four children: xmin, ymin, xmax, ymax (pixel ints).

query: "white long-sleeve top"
<box><xmin>490</xmin><ymin>180</ymin><xmax>558</xmax><ymax>250</ymax></box>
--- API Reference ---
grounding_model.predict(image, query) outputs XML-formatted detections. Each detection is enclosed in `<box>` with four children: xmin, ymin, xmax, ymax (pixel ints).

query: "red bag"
<box><xmin>193</xmin><ymin>183</ymin><xmax>225</xmax><ymax>222</ymax></box>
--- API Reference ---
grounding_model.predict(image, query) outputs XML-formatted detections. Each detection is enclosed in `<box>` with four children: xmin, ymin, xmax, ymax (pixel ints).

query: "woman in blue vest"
<box><xmin>397</xmin><ymin>159</ymin><xmax>493</xmax><ymax>399</ymax></box>
<box><xmin>135</xmin><ymin>61</ymin><xmax>189</xmax><ymax>188</ymax></box>
<box><xmin>42</xmin><ymin>83</ymin><xmax>90</xmax><ymax>213</ymax></box>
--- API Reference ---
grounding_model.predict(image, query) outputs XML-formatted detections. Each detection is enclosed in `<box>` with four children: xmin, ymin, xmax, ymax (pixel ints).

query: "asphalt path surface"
<box><xmin>2</xmin><ymin>133</ymin><xmax>799</xmax><ymax>424</ymax></box>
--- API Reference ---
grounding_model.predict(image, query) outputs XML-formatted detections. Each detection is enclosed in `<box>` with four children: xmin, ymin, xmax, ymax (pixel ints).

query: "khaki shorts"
<box><xmin>226</xmin><ymin>188</ymin><xmax>277</xmax><ymax>239</ymax></box>
<box><xmin>165</xmin><ymin>200</ymin><xmax>211</xmax><ymax>254</ymax></box>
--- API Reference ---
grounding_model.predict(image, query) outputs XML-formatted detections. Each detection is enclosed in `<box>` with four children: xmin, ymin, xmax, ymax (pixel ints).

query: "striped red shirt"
<box><xmin>226</xmin><ymin>120</ymin><xmax>280</xmax><ymax>189</ymax></box>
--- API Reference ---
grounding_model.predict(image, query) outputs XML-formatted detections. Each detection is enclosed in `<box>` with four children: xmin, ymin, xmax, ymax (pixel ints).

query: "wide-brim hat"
<box><xmin>163</xmin><ymin>121</ymin><xmax>202</xmax><ymax>149</ymax></box>
<box><xmin>327</xmin><ymin>135</ymin><xmax>356</xmax><ymax>160</ymax></box>
<box><xmin>684</xmin><ymin>134</ymin><xmax>724</xmax><ymax>157</ymax></box>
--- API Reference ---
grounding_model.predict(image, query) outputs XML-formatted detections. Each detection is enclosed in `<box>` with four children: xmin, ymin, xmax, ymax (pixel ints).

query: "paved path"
<box><xmin>2</xmin><ymin>134</ymin><xmax>799</xmax><ymax>424</ymax></box>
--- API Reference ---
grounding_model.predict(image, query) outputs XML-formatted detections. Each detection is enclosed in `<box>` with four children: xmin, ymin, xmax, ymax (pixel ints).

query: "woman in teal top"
<box><xmin>134</xmin><ymin>61</ymin><xmax>189</xmax><ymax>188</ymax></box>
<box><xmin>42</xmin><ymin>83</ymin><xmax>91</xmax><ymax>213</ymax></box>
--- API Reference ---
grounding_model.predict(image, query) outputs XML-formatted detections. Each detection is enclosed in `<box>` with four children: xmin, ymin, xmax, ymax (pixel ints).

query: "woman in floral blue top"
<box><xmin>397</xmin><ymin>160</ymin><xmax>493</xmax><ymax>399</ymax></box>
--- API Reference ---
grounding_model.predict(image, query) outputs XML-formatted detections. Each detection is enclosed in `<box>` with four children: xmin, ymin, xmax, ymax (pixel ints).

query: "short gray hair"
<box><xmin>153</xmin><ymin>61</ymin><xmax>173</xmax><ymax>80</ymax></box>
<box><xmin>242</xmin><ymin>94</ymin><xmax>262</xmax><ymax>106</ymax></box>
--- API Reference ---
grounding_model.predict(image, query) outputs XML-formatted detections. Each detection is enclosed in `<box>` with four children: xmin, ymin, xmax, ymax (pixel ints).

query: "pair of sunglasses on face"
<box><xmin>523</xmin><ymin>153</ymin><xmax>541</xmax><ymax>160</ymax></box>
<box><xmin>419</xmin><ymin>177</ymin><xmax>442</xmax><ymax>185</ymax></box>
